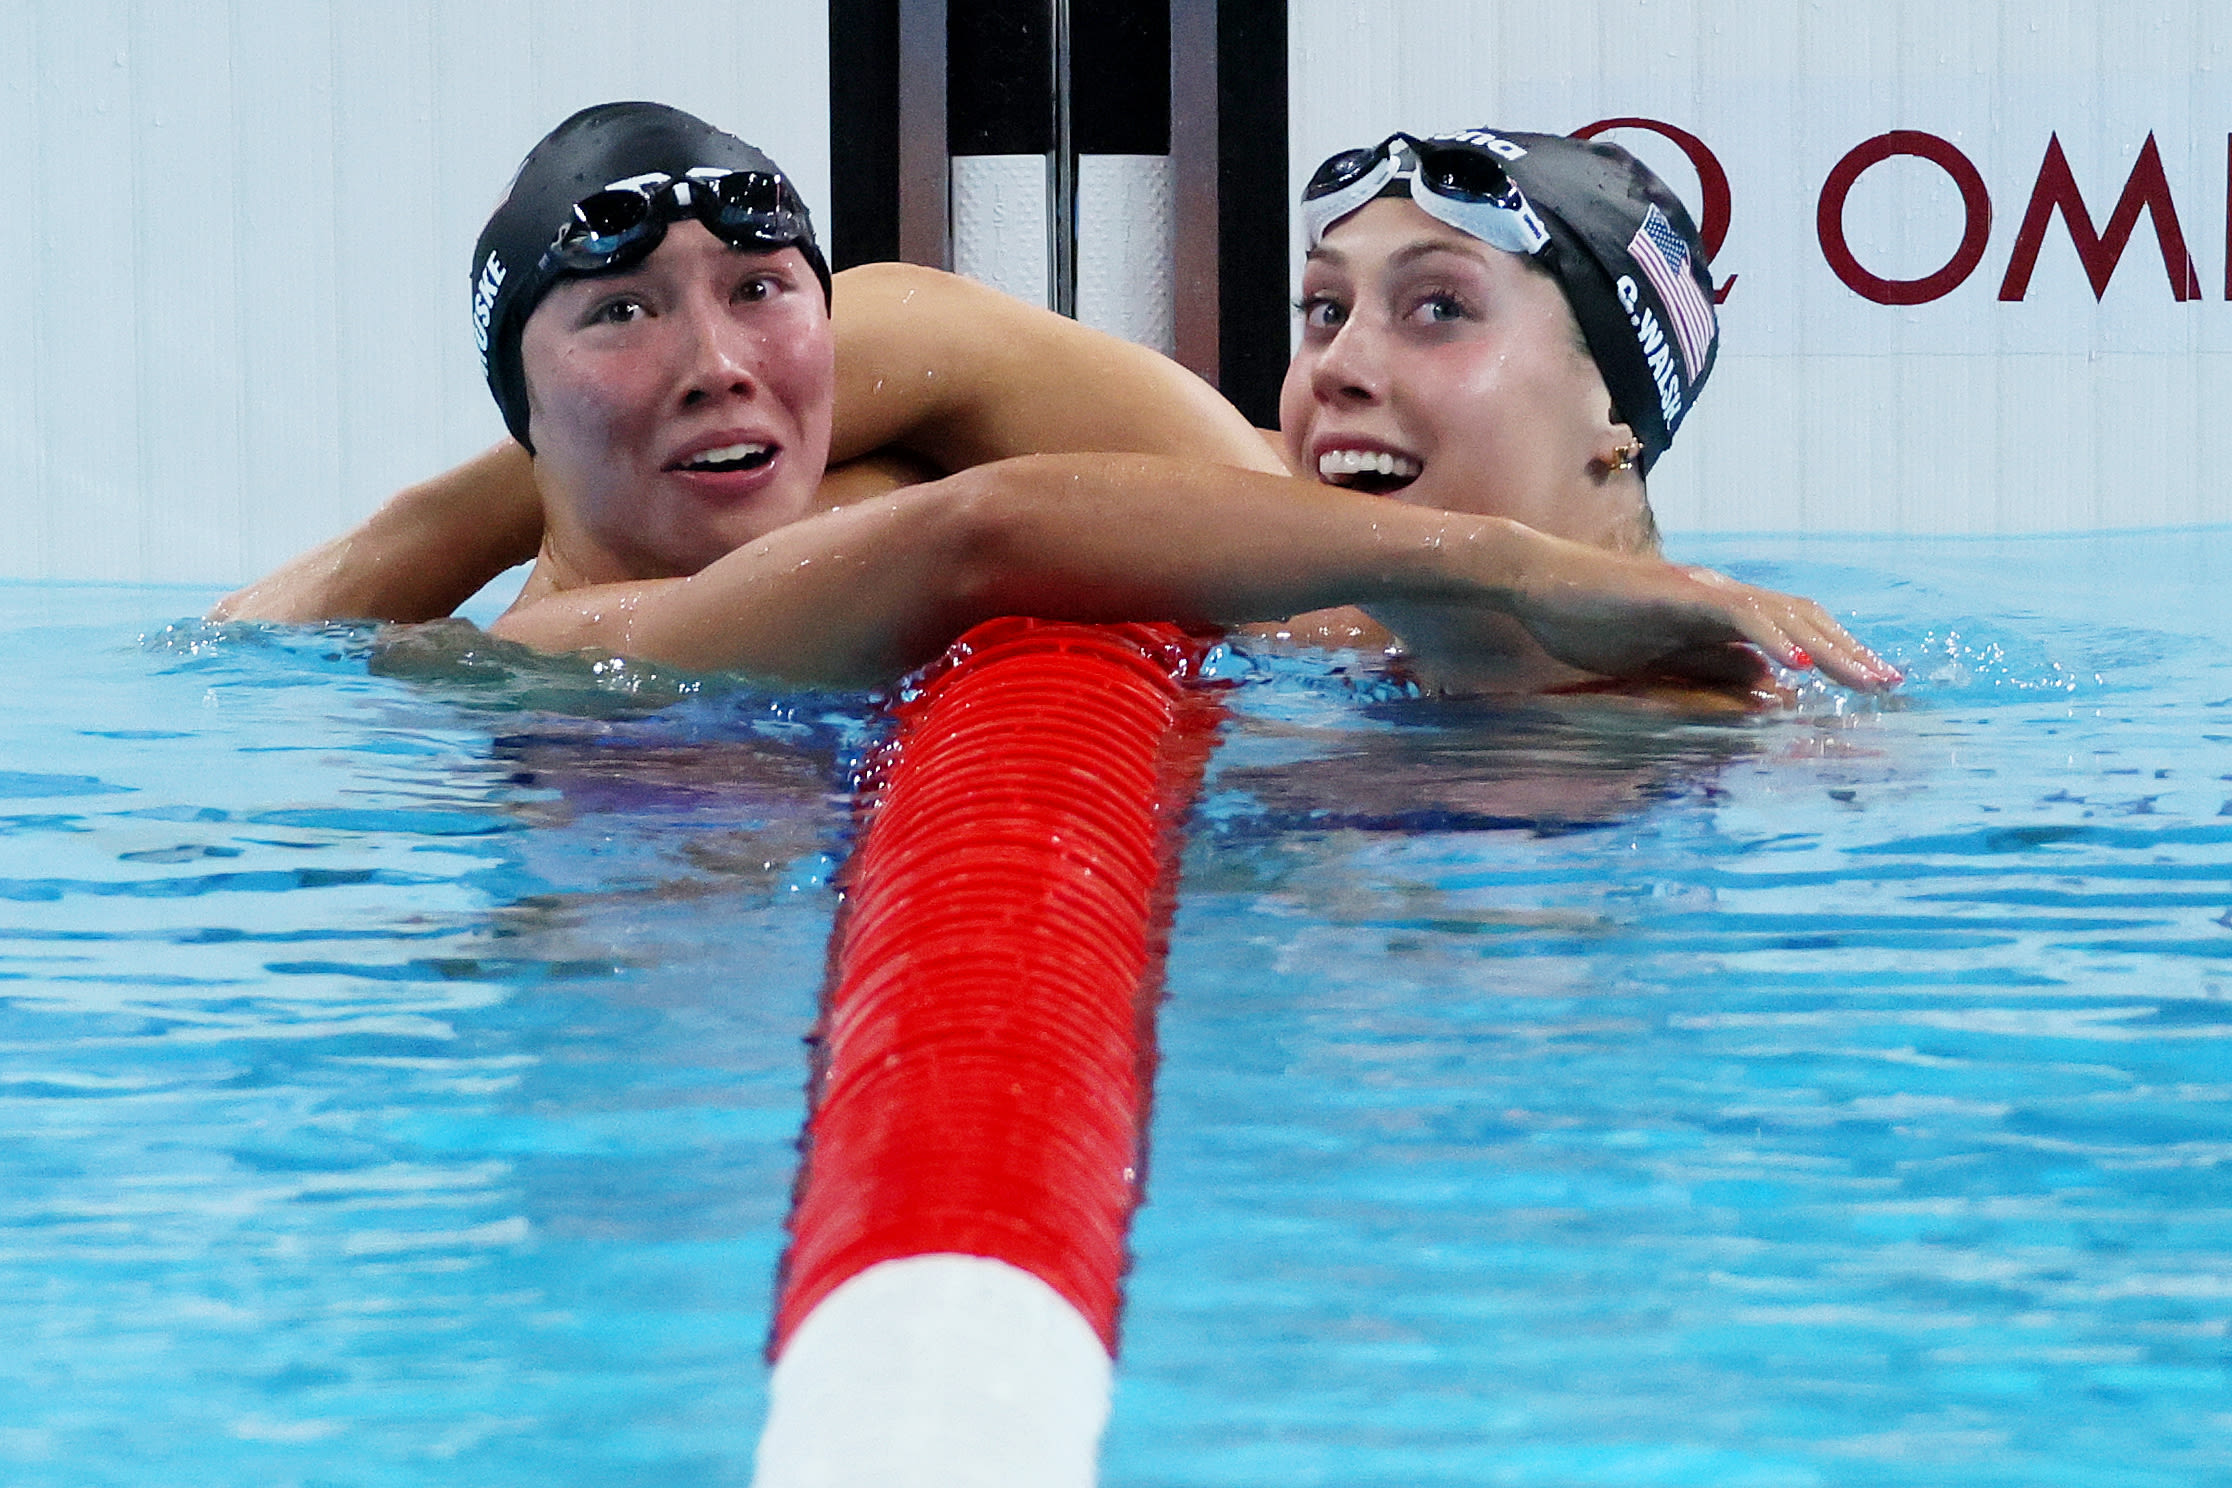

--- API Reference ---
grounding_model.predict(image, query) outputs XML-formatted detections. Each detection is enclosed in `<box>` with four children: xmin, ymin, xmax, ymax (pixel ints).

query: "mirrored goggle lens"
<box><xmin>1303</xmin><ymin>146</ymin><xmax>1388</xmax><ymax>201</ymax></box>
<box><xmin>702</xmin><ymin>172</ymin><xmax>806</xmax><ymax>246</ymax></box>
<box><xmin>1413</xmin><ymin>145</ymin><xmax>1515</xmax><ymax>204</ymax></box>
<box><xmin>707</xmin><ymin>171</ymin><xmax>786</xmax><ymax>216</ymax></box>
<box><xmin>558</xmin><ymin>188</ymin><xmax>659</xmax><ymax>260</ymax></box>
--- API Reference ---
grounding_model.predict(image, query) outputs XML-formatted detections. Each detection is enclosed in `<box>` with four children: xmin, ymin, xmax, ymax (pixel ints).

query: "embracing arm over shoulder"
<box><xmin>490</xmin><ymin>452</ymin><xmax>1895</xmax><ymax>692</ymax></box>
<box><xmin>212</xmin><ymin>264</ymin><xmax>1281</xmax><ymax>624</ymax></box>
<box><xmin>823</xmin><ymin>263</ymin><xmax>1280</xmax><ymax>476</ymax></box>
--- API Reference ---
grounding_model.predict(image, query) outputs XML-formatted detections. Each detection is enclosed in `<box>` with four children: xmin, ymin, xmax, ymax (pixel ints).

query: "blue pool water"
<box><xmin>4</xmin><ymin>531</ymin><xmax>2229</xmax><ymax>1486</ymax></box>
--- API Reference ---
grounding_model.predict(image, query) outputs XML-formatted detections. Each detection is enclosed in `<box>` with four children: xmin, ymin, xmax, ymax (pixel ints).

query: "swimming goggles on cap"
<box><xmin>1301</xmin><ymin>132</ymin><xmax>1552</xmax><ymax>255</ymax></box>
<box><xmin>544</xmin><ymin>168</ymin><xmax>812</xmax><ymax>275</ymax></box>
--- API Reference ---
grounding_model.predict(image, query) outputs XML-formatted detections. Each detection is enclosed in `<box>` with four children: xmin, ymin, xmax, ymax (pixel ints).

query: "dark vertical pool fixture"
<box><xmin>826</xmin><ymin>0</ymin><xmax>1287</xmax><ymax>422</ymax></box>
<box><xmin>1048</xmin><ymin>0</ymin><xmax>1077</xmax><ymax>316</ymax></box>
<box><xmin>941</xmin><ymin>0</ymin><xmax>1166</xmax><ymax>334</ymax></box>
<box><xmin>755</xmin><ymin>619</ymin><xmax>1222</xmax><ymax>1485</ymax></box>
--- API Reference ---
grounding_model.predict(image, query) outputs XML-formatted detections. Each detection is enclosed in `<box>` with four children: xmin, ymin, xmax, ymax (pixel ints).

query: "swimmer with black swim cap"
<box><xmin>481</xmin><ymin>102</ymin><xmax>843</xmax><ymax>592</ymax></box>
<box><xmin>1285</xmin><ymin>128</ymin><xmax>1718</xmax><ymax>574</ymax></box>
<box><xmin>471</xmin><ymin>101</ymin><xmax>831</xmax><ymax>453</ymax></box>
<box><xmin>1300</xmin><ymin>127</ymin><xmax>1717</xmax><ymax>471</ymax></box>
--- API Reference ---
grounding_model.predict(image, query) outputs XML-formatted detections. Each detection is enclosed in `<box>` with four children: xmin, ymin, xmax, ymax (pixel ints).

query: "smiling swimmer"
<box><xmin>1285</xmin><ymin>127</ymin><xmax>1719</xmax><ymax>552</ymax></box>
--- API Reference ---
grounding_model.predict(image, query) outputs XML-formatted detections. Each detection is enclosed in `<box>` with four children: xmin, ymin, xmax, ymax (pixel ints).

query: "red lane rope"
<box><xmin>773</xmin><ymin>619</ymin><xmax>1223</xmax><ymax>1355</ymax></box>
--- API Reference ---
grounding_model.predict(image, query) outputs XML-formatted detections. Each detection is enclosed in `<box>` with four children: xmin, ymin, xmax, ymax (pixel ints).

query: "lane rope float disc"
<box><xmin>755</xmin><ymin>619</ymin><xmax>1223</xmax><ymax>1488</ymax></box>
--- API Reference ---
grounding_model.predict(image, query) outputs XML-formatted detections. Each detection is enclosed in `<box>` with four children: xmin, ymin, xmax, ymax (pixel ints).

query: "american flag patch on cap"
<box><xmin>1628</xmin><ymin>205</ymin><xmax>1713</xmax><ymax>378</ymax></box>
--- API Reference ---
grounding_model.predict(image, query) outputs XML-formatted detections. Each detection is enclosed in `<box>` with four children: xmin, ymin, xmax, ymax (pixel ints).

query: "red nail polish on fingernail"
<box><xmin>1788</xmin><ymin>647</ymin><xmax>1813</xmax><ymax>670</ymax></box>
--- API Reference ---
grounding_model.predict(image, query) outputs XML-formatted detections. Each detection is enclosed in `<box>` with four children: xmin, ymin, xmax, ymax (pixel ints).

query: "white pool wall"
<box><xmin>9</xmin><ymin>0</ymin><xmax>2228</xmax><ymax>588</ymax></box>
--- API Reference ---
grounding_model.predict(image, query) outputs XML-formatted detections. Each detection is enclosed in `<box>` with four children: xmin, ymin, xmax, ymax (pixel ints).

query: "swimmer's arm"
<box><xmin>488</xmin><ymin>454</ymin><xmax>1898</xmax><ymax>691</ymax></box>
<box><xmin>211</xmin><ymin>443</ymin><xmax>543</xmax><ymax>623</ymax></box>
<box><xmin>211</xmin><ymin>442</ymin><xmax>937</xmax><ymax>626</ymax></box>
<box><xmin>216</xmin><ymin>265</ymin><xmax>1281</xmax><ymax>624</ymax></box>
<box><xmin>828</xmin><ymin>262</ymin><xmax>1286</xmax><ymax>475</ymax></box>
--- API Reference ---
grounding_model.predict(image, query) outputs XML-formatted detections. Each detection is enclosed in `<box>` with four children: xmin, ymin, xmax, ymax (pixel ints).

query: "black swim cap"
<box><xmin>471</xmin><ymin>102</ymin><xmax>832</xmax><ymax>451</ymax></box>
<box><xmin>1307</xmin><ymin>128</ymin><xmax>1719</xmax><ymax>468</ymax></box>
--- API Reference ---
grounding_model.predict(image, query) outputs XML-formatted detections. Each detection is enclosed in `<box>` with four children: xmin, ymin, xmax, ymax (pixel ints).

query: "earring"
<box><xmin>1606</xmin><ymin>439</ymin><xmax>1643</xmax><ymax>473</ymax></box>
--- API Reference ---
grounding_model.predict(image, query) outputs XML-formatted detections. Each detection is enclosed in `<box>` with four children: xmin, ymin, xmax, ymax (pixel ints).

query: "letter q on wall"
<box><xmin>1575</xmin><ymin>117</ymin><xmax>1738</xmax><ymax>304</ymax></box>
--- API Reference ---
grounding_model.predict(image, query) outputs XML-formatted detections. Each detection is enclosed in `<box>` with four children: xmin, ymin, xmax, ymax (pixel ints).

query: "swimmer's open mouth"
<box><xmin>672</xmin><ymin>441</ymin><xmax>776</xmax><ymax>474</ymax></box>
<box><xmin>1318</xmin><ymin>447</ymin><xmax>1421</xmax><ymax>496</ymax></box>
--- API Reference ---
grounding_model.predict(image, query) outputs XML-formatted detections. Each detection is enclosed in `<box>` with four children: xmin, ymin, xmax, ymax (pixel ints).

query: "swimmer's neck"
<box><xmin>505</xmin><ymin>540</ymin><xmax>626</xmax><ymax>611</ymax></box>
<box><xmin>502</xmin><ymin>481</ymin><xmax>730</xmax><ymax>615</ymax></box>
<box><xmin>502</xmin><ymin>549</ymin><xmax>571</xmax><ymax>620</ymax></box>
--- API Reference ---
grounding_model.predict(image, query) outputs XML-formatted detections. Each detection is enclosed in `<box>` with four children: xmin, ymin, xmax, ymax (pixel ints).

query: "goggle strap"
<box><xmin>1409</xmin><ymin>186</ymin><xmax>1552</xmax><ymax>256</ymax></box>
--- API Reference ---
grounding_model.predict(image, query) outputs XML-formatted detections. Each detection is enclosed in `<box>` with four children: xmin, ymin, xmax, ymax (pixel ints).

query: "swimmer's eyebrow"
<box><xmin>1302</xmin><ymin>238</ymin><xmax>1490</xmax><ymax>273</ymax></box>
<box><xmin>549</xmin><ymin>260</ymin><xmax>658</xmax><ymax>293</ymax></box>
<box><xmin>1384</xmin><ymin>238</ymin><xmax>1492</xmax><ymax>271</ymax></box>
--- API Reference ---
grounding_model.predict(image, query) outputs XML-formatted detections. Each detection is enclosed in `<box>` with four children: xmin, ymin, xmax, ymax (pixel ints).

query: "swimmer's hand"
<box><xmin>1505</xmin><ymin>534</ymin><xmax>1900</xmax><ymax>692</ymax></box>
